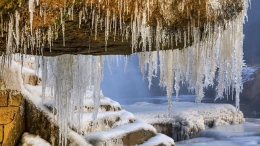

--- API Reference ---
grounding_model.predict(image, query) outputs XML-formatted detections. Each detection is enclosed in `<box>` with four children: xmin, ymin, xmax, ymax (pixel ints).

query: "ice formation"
<box><xmin>138</xmin><ymin>10</ymin><xmax>246</xmax><ymax>114</ymax></box>
<box><xmin>0</xmin><ymin>0</ymin><xmax>248</xmax><ymax>56</ymax></box>
<box><xmin>0</xmin><ymin>0</ymin><xmax>250</xmax><ymax>145</ymax></box>
<box><xmin>38</xmin><ymin>55</ymin><xmax>104</xmax><ymax>146</ymax></box>
<box><xmin>122</xmin><ymin>101</ymin><xmax>244</xmax><ymax>141</ymax></box>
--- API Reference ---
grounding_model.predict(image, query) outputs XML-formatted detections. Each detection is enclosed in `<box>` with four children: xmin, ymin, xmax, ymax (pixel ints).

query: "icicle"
<box><xmin>60</xmin><ymin>8</ymin><xmax>65</xmax><ymax>46</ymax></box>
<box><xmin>40</xmin><ymin>54</ymin><xmax>104</xmax><ymax>145</ymax></box>
<box><xmin>15</xmin><ymin>11</ymin><xmax>20</xmax><ymax>50</ymax></box>
<box><xmin>138</xmin><ymin>8</ymin><xmax>246</xmax><ymax>114</ymax></box>
<box><xmin>29</xmin><ymin>0</ymin><xmax>34</xmax><ymax>34</ymax></box>
<box><xmin>92</xmin><ymin>56</ymin><xmax>104</xmax><ymax>123</ymax></box>
<box><xmin>0</xmin><ymin>12</ymin><xmax>3</xmax><ymax>37</ymax></box>
<box><xmin>124</xmin><ymin>55</ymin><xmax>128</xmax><ymax>74</ymax></box>
<box><xmin>79</xmin><ymin>10</ymin><xmax>82</xmax><ymax>28</ymax></box>
<box><xmin>6</xmin><ymin>15</ymin><xmax>14</xmax><ymax>55</ymax></box>
<box><xmin>47</xmin><ymin>26</ymin><xmax>52</xmax><ymax>52</ymax></box>
<box><xmin>44</xmin><ymin>5</ymin><xmax>47</xmax><ymax>25</ymax></box>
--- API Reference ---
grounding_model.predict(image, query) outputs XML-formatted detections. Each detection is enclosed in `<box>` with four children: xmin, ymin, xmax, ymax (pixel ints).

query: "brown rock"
<box><xmin>0</xmin><ymin>92</ymin><xmax>8</xmax><ymax>107</ymax></box>
<box><xmin>24</xmin><ymin>99</ymin><xmax>60</xmax><ymax>146</ymax></box>
<box><xmin>0</xmin><ymin>107</ymin><xmax>19</xmax><ymax>124</ymax></box>
<box><xmin>8</xmin><ymin>92</ymin><xmax>22</xmax><ymax>107</ymax></box>
<box><xmin>0</xmin><ymin>125</ymin><xmax>3</xmax><ymax>143</ymax></box>
<box><xmin>122</xmin><ymin>129</ymin><xmax>156</xmax><ymax>146</ymax></box>
<box><xmin>22</xmin><ymin>74</ymin><xmax>41</xmax><ymax>86</ymax></box>
<box><xmin>152</xmin><ymin>123</ymin><xmax>173</xmax><ymax>138</ymax></box>
<box><xmin>2</xmin><ymin>106</ymin><xmax>25</xmax><ymax>146</ymax></box>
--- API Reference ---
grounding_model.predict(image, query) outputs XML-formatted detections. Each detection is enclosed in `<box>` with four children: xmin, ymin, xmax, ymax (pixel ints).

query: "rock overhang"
<box><xmin>0</xmin><ymin>0</ymin><xmax>246</xmax><ymax>56</ymax></box>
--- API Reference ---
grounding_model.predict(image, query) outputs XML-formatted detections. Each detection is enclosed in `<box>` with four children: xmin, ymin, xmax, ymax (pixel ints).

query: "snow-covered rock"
<box><xmin>123</xmin><ymin>102</ymin><xmax>244</xmax><ymax>141</ymax></box>
<box><xmin>85</xmin><ymin>120</ymin><xmax>157</xmax><ymax>146</ymax></box>
<box><xmin>139</xmin><ymin>133</ymin><xmax>175</xmax><ymax>146</ymax></box>
<box><xmin>83</xmin><ymin>97</ymin><xmax>121</xmax><ymax>113</ymax></box>
<box><xmin>21</xmin><ymin>132</ymin><xmax>51</xmax><ymax>146</ymax></box>
<box><xmin>75</xmin><ymin>110</ymin><xmax>135</xmax><ymax>134</ymax></box>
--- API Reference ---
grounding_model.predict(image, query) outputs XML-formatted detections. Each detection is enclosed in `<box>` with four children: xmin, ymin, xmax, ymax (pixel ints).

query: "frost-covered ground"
<box><xmin>176</xmin><ymin>118</ymin><xmax>260</xmax><ymax>146</ymax></box>
<box><xmin>122</xmin><ymin>101</ymin><xmax>260</xmax><ymax>145</ymax></box>
<box><xmin>122</xmin><ymin>102</ymin><xmax>243</xmax><ymax>125</ymax></box>
<box><xmin>122</xmin><ymin>101</ymin><xmax>244</xmax><ymax>141</ymax></box>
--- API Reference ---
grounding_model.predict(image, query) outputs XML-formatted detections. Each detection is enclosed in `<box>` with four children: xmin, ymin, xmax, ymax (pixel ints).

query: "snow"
<box><xmin>123</xmin><ymin>101</ymin><xmax>244</xmax><ymax>141</ymax></box>
<box><xmin>21</xmin><ymin>132</ymin><xmax>51</xmax><ymax>146</ymax></box>
<box><xmin>76</xmin><ymin>110</ymin><xmax>135</xmax><ymax>134</ymax></box>
<box><xmin>67</xmin><ymin>130</ymin><xmax>92</xmax><ymax>146</ymax></box>
<box><xmin>24</xmin><ymin>85</ymin><xmax>45</xmax><ymax>98</ymax></box>
<box><xmin>123</xmin><ymin>102</ymin><xmax>244</xmax><ymax>125</ymax></box>
<box><xmin>139</xmin><ymin>133</ymin><xmax>175</xmax><ymax>146</ymax></box>
<box><xmin>83</xmin><ymin>97</ymin><xmax>121</xmax><ymax>113</ymax></box>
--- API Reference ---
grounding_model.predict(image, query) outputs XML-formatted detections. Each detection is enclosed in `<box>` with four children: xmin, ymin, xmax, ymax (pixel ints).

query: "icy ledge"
<box><xmin>85</xmin><ymin>120</ymin><xmax>157</xmax><ymax>146</ymax></box>
<box><xmin>122</xmin><ymin>102</ymin><xmax>244</xmax><ymax>141</ymax></box>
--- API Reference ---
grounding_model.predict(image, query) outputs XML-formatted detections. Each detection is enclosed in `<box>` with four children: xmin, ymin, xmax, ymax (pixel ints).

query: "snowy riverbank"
<box><xmin>177</xmin><ymin>118</ymin><xmax>260</xmax><ymax>146</ymax></box>
<box><xmin>122</xmin><ymin>102</ymin><xmax>244</xmax><ymax>141</ymax></box>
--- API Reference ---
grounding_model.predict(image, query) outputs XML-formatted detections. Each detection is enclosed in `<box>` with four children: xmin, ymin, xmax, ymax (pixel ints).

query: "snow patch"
<box><xmin>76</xmin><ymin>110</ymin><xmax>135</xmax><ymax>134</ymax></box>
<box><xmin>21</xmin><ymin>132</ymin><xmax>51</xmax><ymax>146</ymax></box>
<box><xmin>123</xmin><ymin>102</ymin><xmax>244</xmax><ymax>141</ymax></box>
<box><xmin>139</xmin><ymin>133</ymin><xmax>175</xmax><ymax>146</ymax></box>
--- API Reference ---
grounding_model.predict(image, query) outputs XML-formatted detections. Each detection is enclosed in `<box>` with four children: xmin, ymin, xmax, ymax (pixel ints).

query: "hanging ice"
<box><xmin>39</xmin><ymin>55</ymin><xmax>104</xmax><ymax>146</ymax></box>
<box><xmin>138</xmin><ymin>12</ymin><xmax>246</xmax><ymax>114</ymax></box>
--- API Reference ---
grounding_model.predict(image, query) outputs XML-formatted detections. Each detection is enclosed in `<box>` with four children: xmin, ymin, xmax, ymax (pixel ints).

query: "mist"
<box><xmin>101</xmin><ymin>55</ymin><xmax>152</xmax><ymax>105</ymax></box>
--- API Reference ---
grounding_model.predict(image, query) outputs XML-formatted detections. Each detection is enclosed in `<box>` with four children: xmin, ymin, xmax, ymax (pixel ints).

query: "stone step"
<box><xmin>20</xmin><ymin>132</ymin><xmax>51</xmax><ymax>146</ymax></box>
<box><xmin>83</xmin><ymin>97</ymin><xmax>121</xmax><ymax>113</ymax></box>
<box><xmin>20</xmin><ymin>62</ymin><xmax>41</xmax><ymax>86</ymax></box>
<box><xmin>74</xmin><ymin>110</ymin><xmax>135</xmax><ymax>134</ymax></box>
<box><xmin>85</xmin><ymin>120</ymin><xmax>157</xmax><ymax>146</ymax></box>
<box><xmin>43</xmin><ymin>97</ymin><xmax>121</xmax><ymax>114</ymax></box>
<box><xmin>138</xmin><ymin>133</ymin><xmax>175</xmax><ymax>146</ymax></box>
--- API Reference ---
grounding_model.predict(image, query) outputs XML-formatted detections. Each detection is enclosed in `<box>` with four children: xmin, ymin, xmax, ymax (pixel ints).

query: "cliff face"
<box><xmin>241</xmin><ymin>66</ymin><xmax>260</xmax><ymax>100</ymax></box>
<box><xmin>0</xmin><ymin>0</ymin><xmax>245</xmax><ymax>56</ymax></box>
<box><xmin>239</xmin><ymin>65</ymin><xmax>260</xmax><ymax>117</ymax></box>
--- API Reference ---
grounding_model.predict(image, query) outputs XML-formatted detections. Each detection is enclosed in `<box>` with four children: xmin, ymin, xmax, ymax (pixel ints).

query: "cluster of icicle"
<box><xmin>3</xmin><ymin>5</ymin><xmax>56</xmax><ymax>56</ymax></box>
<box><xmin>35</xmin><ymin>55</ymin><xmax>103</xmax><ymax>146</ymax></box>
<box><xmin>1</xmin><ymin>0</ymin><xmax>250</xmax><ymax>56</ymax></box>
<box><xmin>139</xmin><ymin>11</ymin><xmax>245</xmax><ymax>114</ymax></box>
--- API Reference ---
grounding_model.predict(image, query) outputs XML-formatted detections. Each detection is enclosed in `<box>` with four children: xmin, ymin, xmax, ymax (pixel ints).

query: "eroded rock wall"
<box><xmin>0</xmin><ymin>90</ymin><xmax>24</xmax><ymax>146</ymax></box>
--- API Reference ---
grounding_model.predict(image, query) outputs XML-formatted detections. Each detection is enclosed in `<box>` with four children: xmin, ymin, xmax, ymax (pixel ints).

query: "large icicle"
<box><xmin>40</xmin><ymin>55</ymin><xmax>104</xmax><ymax>146</ymax></box>
<box><xmin>138</xmin><ymin>11</ymin><xmax>246</xmax><ymax>113</ymax></box>
<box><xmin>29</xmin><ymin>0</ymin><xmax>35</xmax><ymax>34</ymax></box>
